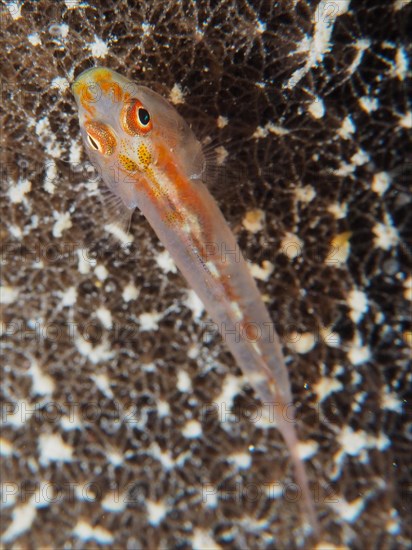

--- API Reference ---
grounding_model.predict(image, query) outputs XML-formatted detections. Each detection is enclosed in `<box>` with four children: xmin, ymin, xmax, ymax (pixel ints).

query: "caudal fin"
<box><xmin>276</xmin><ymin>400</ymin><xmax>320</xmax><ymax>536</ymax></box>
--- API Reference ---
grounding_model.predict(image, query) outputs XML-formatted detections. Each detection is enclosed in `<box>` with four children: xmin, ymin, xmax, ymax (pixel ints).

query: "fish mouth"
<box><xmin>72</xmin><ymin>67</ymin><xmax>95</xmax><ymax>95</ymax></box>
<box><xmin>72</xmin><ymin>66</ymin><xmax>105</xmax><ymax>84</ymax></box>
<box><xmin>72</xmin><ymin>67</ymin><xmax>112</xmax><ymax>99</ymax></box>
<box><xmin>72</xmin><ymin>71</ymin><xmax>91</xmax><ymax>104</ymax></box>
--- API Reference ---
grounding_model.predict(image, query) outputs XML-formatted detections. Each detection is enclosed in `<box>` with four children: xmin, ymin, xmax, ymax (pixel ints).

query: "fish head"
<box><xmin>72</xmin><ymin>67</ymin><xmax>204</xmax><ymax>209</ymax></box>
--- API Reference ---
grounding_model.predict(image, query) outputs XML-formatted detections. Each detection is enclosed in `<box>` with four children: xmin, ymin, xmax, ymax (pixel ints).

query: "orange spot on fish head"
<box><xmin>138</xmin><ymin>143</ymin><xmax>152</xmax><ymax>168</ymax></box>
<box><xmin>72</xmin><ymin>80</ymin><xmax>97</xmax><ymax>117</ymax></box>
<box><xmin>118</xmin><ymin>154</ymin><xmax>138</xmax><ymax>172</ymax></box>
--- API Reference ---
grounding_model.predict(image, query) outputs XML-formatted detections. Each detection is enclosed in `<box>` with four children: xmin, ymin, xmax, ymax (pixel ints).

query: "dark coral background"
<box><xmin>1</xmin><ymin>0</ymin><xmax>411</xmax><ymax>548</ymax></box>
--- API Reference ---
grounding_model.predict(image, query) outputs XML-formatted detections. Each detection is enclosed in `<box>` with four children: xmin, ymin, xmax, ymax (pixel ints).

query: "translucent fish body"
<box><xmin>72</xmin><ymin>67</ymin><xmax>317</xmax><ymax>531</ymax></box>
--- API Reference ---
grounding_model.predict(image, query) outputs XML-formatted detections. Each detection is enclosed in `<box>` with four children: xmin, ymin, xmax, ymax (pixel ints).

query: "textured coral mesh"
<box><xmin>0</xmin><ymin>1</ymin><xmax>410</xmax><ymax>548</ymax></box>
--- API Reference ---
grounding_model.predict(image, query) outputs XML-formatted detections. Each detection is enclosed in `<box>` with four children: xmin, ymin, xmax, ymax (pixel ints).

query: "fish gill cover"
<box><xmin>0</xmin><ymin>0</ymin><xmax>411</xmax><ymax>548</ymax></box>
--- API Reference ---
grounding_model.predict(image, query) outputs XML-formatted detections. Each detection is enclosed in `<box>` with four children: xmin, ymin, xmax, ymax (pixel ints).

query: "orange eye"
<box><xmin>84</xmin><ymin>121</ymin><xmax>116</xmax><ymax>156</ymax></box>
<box><xmin>121</xmin><ymin>99</ymin><xmax>152</xmax><ymax>135</ymax></box>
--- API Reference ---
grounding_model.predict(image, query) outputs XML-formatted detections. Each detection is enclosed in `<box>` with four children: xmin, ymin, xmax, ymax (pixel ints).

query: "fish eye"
<box><xmin>138</xmin><ymin>108</ymin><xmax>150</xmax><ymax>126</ymax></box>
<box><xmin>121</xmin><ymin>99</ymin><xmax>153</xmax><ymax>136</ymax></box>
<box><xmin>84</xmin><ymin>121</ymin><xmax>116</xmax><ymax>156</ymax></box>
<box><xmin>87</xmin><ymin>134</ymin><xmax>100</xmax><ymax>150</ymax></box>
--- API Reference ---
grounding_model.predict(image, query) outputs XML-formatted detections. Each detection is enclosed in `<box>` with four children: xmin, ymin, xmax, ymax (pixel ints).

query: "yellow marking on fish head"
<box><xmin>137</xmin><ymin>143</ymin><xmax>152</xmax><ymax>169</ymax></box>
<box><xmin>72</xmin><ymin>79</ymin><xmax>97</xmax><ymax>117</ymax></box>
<box><xmin>118</xmin><ymin>154</ymin><xmax>138</xmax><ymax>172</ymax></box>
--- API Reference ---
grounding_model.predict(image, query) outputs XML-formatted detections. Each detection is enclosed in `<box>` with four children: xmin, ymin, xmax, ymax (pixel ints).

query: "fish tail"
<box><xmin>275</xmin><ymin>395</ymin><xmax>320</xmax><ymax>536</ymax></box>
